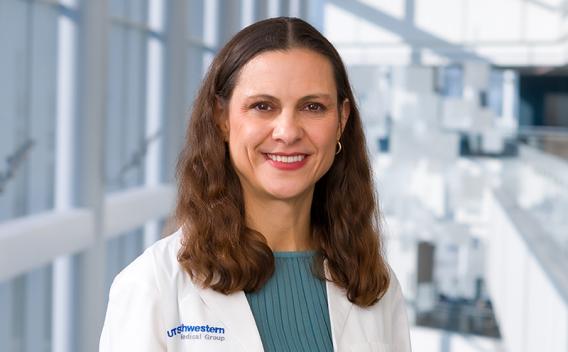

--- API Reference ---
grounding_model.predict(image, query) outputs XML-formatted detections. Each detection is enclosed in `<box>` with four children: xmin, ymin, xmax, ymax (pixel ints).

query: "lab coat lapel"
<box><xmin>325</xmin><ymin>264</ymin><xmax>354</xmax><ymax>350</ymax></box>
<box><xmin>196</xmin><ymin>286</ymin><xmax>264</xmax><ymax>352</ymax></box>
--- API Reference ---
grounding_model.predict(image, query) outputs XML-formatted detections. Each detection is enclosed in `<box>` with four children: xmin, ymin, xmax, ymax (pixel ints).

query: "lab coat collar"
<box><xmin>325</xmin><ymin>262</ymin><xmax>354</xmax><ymax>349</ymax></box>
<box><xmin>193</xmin><ymin>261</ymin><xmax>353</xmax><ymax>352</ymax></box>
<box><xmin>195</xmin><ymin>284</ymin><xmax>264</xmax><ymax>352</ymax></box>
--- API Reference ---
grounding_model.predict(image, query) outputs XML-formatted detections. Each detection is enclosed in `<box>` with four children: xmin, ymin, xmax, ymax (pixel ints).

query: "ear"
<box><xmin>215</xmin><ymin>97</ymin><xmax>230</xmax><ymax>141</ymax></box>
<box><xmin>337</xmin><ymin>98</ymin><xmax>350</xmax><ymax>139</ymax></box>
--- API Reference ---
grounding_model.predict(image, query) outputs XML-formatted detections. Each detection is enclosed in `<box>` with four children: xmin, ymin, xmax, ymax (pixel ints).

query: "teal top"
<box><xmin>245</xmin><ymin>251</ymin><xmax>333</xmax><ymax>352</ymax></box>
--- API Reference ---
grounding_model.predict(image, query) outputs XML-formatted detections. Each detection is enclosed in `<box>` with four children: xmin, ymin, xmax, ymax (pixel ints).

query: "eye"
<box><xmin>303</xmin><ymin>102</ymin><xmax>326</xmax><ymax>113</ymax></box>
<box><xmin>252</xmin><ymin>102</ymin><xmax>273</xmax><ymax>112</ymax></box>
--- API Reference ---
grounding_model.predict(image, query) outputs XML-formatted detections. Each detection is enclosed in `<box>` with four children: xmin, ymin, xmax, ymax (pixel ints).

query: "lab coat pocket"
<box><xmin>348</xmin><ymin>341</ymin><xmax>391</xmax><ymax>352</ymax></box>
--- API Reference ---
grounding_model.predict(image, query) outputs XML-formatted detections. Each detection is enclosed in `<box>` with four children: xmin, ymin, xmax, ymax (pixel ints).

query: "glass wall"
<box><xmin>0</xmin><ymin>1</ymin><xmax>78</xmax><ymax>351</ymax></box>
<box><xmin>0</xmin><ymin>264</ymin><xmax>53</xmax><ymax>352</ymax></box>
<box><xmin>0</xmin><ymin>0</ymin><xmax>62</xmax><ymax>222</ymax></box>
<box><xmin>106</xmin><ymin>0</ymin><xmax>161</xmax><ymax>193</ymax></box>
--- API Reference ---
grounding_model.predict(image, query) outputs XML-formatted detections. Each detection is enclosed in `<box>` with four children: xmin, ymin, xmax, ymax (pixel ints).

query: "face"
<box><xmin>220</xmin><ymin>48</ymin><xmax>350</xmax><ymax>203</ymax></box>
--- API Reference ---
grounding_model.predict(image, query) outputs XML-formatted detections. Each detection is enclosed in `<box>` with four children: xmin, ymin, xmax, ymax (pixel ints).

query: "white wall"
<box><xmin>485</xmin><ymin>189</ymin><xmax>568</xmax><ymax>352</ymax></box>
<box><xmin>325</xmin><ymin>0</ymin><xmax>568</xmax><ymax>66</ymax></box>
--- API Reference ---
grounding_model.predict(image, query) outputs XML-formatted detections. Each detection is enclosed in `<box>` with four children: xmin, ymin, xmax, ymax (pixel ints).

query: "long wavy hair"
<box><xmin>175</xmin><ymin>17</ymin><xmax>389</xmax><ymax>307</ymax></box>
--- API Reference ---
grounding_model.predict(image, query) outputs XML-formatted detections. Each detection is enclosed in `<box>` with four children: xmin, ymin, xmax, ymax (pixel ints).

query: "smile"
<box><xmin>265</xmin><ymin>153</ymin><xmax>306</xmax><ymax>163</ymax></box>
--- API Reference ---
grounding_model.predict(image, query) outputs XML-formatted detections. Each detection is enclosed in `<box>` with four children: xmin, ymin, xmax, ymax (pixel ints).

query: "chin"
<box><xmin>264</xmin><ymin>185</ymin><xmax>312</xmax><ymax>201</ymax></box>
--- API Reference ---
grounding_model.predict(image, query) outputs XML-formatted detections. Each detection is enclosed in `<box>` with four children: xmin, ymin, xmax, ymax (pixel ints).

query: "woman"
<box><xmin>100</xmin><ymin>17</ymin><xmax>411</xmax><ymax>352</ymax></box>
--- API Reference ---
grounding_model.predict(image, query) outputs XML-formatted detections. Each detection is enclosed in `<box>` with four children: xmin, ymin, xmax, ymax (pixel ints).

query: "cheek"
<box><xmin>227</xmin><ymin>118</ymin><xmax>266</xmax><ymax>160</ymax></box>
<box><xmin>230</xmin><ymin>123</ymin><xmax>261</xmax><ymax>147</ymax></box>
<box><xmin>312</xmin><ymin>122</ymin><xmax>339</xmax><ymax>151</ymax></box>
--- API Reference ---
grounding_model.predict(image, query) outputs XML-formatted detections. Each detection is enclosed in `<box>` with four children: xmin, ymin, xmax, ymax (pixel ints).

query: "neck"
<box><xmin>243</xmin><ymin>190</ymin><xmax>314</xmax><ymax>252</ymax></box>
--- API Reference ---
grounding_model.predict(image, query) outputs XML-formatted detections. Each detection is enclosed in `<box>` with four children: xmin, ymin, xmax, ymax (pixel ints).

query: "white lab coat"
<box><xmin>99</xmin><ymin>228</ymin><xmax>412</xmax><ymax>352</ymax></box>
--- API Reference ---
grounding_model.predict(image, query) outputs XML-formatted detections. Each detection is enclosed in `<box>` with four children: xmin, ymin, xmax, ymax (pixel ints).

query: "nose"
<box><xmin>271</xmin><ymin>110</ymin><xmax>303</xmax><ymax>145</ymax></box>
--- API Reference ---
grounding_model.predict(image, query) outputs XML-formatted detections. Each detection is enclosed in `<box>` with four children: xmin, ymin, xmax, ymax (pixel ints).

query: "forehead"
<box><xmin>232</xmin><ymin>48</ymin><xmax>337</xmax><ymax>99</ymax></box>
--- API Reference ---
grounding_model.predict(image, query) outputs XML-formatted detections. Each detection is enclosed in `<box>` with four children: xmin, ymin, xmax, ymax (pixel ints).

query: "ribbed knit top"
<box><xmin>245</xmin><ymin>251</ymin><xmax>333</xmax><ymax>352</ymax></box>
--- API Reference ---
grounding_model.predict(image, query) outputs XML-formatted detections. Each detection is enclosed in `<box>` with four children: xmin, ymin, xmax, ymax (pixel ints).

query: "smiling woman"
<box><xmin>100</xmin><ymin>17</ymin><xmax>412</xmax><ymax>352</ymax></box>
<box><xmin>222</xmin><ymin>48</ymin><xmax>349</xmax><ymax>214</ymax></box>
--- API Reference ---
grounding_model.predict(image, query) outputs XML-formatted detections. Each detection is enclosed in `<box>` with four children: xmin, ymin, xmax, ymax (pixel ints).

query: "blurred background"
<box><xmin>0</xmin><ymin>0</ymin><xmax>567</xmax><ymax>351</ymax></box>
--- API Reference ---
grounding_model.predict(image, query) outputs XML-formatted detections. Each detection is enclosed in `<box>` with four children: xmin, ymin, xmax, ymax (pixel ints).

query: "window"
<box><xmin>0</xmin><ymin>0</ymin><xmax>62</xmax><ymax>221</ymax></box>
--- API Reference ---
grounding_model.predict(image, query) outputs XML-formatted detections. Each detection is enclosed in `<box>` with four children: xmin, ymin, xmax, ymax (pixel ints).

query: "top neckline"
<box><xmin>272</xmin><ymin>250</ymin><xmax>317</xmax><ymax>258</ymax></box>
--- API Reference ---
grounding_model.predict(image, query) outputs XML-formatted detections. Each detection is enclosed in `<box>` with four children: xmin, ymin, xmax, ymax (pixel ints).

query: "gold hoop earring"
<box><xmin>335</xmin><ymin>141</ymin><xmax>342</xmax><ymax>155</ymax></box>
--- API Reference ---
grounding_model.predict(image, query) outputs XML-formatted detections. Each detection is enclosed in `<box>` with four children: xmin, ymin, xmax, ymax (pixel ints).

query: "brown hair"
<box><xmin>175</xmin><ymin>17</ymin><xmax>389</xmax><ymax>306</ymax></box>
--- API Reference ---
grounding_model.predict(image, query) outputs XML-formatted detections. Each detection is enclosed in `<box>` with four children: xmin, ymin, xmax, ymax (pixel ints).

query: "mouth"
<box><xmin>264</xmin><ymin>153</ymin><xmax>307</xmax><ymax>163</ymax></box>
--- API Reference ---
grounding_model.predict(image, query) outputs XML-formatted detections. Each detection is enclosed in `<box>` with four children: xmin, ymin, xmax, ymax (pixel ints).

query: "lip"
<box><xmin>263</xmin><ymin>153</ymin><xmax>309</xmax><ymax>171</ymax></box>
<box><xmin>264</xmin><ymin>152</ymin><xmax>309</xmax><ymax>156</ymax></box>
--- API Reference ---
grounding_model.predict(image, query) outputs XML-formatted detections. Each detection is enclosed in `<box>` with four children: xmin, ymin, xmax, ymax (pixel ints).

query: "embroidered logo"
<box><xmin>166</xmin><ymin>323</ymin><xmax>226</xmax><ymax>342</ymax></box>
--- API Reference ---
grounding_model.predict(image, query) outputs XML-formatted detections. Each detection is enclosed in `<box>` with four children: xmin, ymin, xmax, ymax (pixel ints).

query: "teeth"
<box><xmin>267</xmin><ymin>154</ymin><xmax>305</xmax><ymax>163</ymax></box>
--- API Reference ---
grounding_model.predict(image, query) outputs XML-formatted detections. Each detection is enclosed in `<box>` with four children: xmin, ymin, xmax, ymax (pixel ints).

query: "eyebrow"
<box><xmin>244</xmin><ymin>93</ymin><xmax>334</xmax><ymax>102</ymax></box>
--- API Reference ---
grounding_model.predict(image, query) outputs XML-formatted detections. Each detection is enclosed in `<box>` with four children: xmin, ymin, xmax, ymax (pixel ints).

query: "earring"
<box><xmin>335</xmin><ymin>141</ymin><xmax>342</xmax><ymax>155</ymax></box>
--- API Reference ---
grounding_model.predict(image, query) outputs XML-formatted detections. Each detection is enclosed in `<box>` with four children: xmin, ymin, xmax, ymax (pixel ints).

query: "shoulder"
<box><xmin>366</xmin><ymin>266</ymin><xmax>408</xmax><ymax>321</ymax></box>
<box><xmin>383</xmin><ymin>266</ymin><xmax>405</xmax><ymax>308</ymax></box>
<box><xmin>374</xmin><ymin>267</ymin><xmax>413</xmax><ymax>350</ymax></box>
<box><xmin>339</xmin><ymin>267</ymin><xmax>412</xmax><ymax>351</ymax></box>
<box><xmin>109</xmin><ymin>228</ymin><xmax>185</xmax><ymax>294</ymax></box>
<box><xmin>100</xmin><ymin>230</ymin><xmax>185</xmax><ymax>351</ymax></box>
